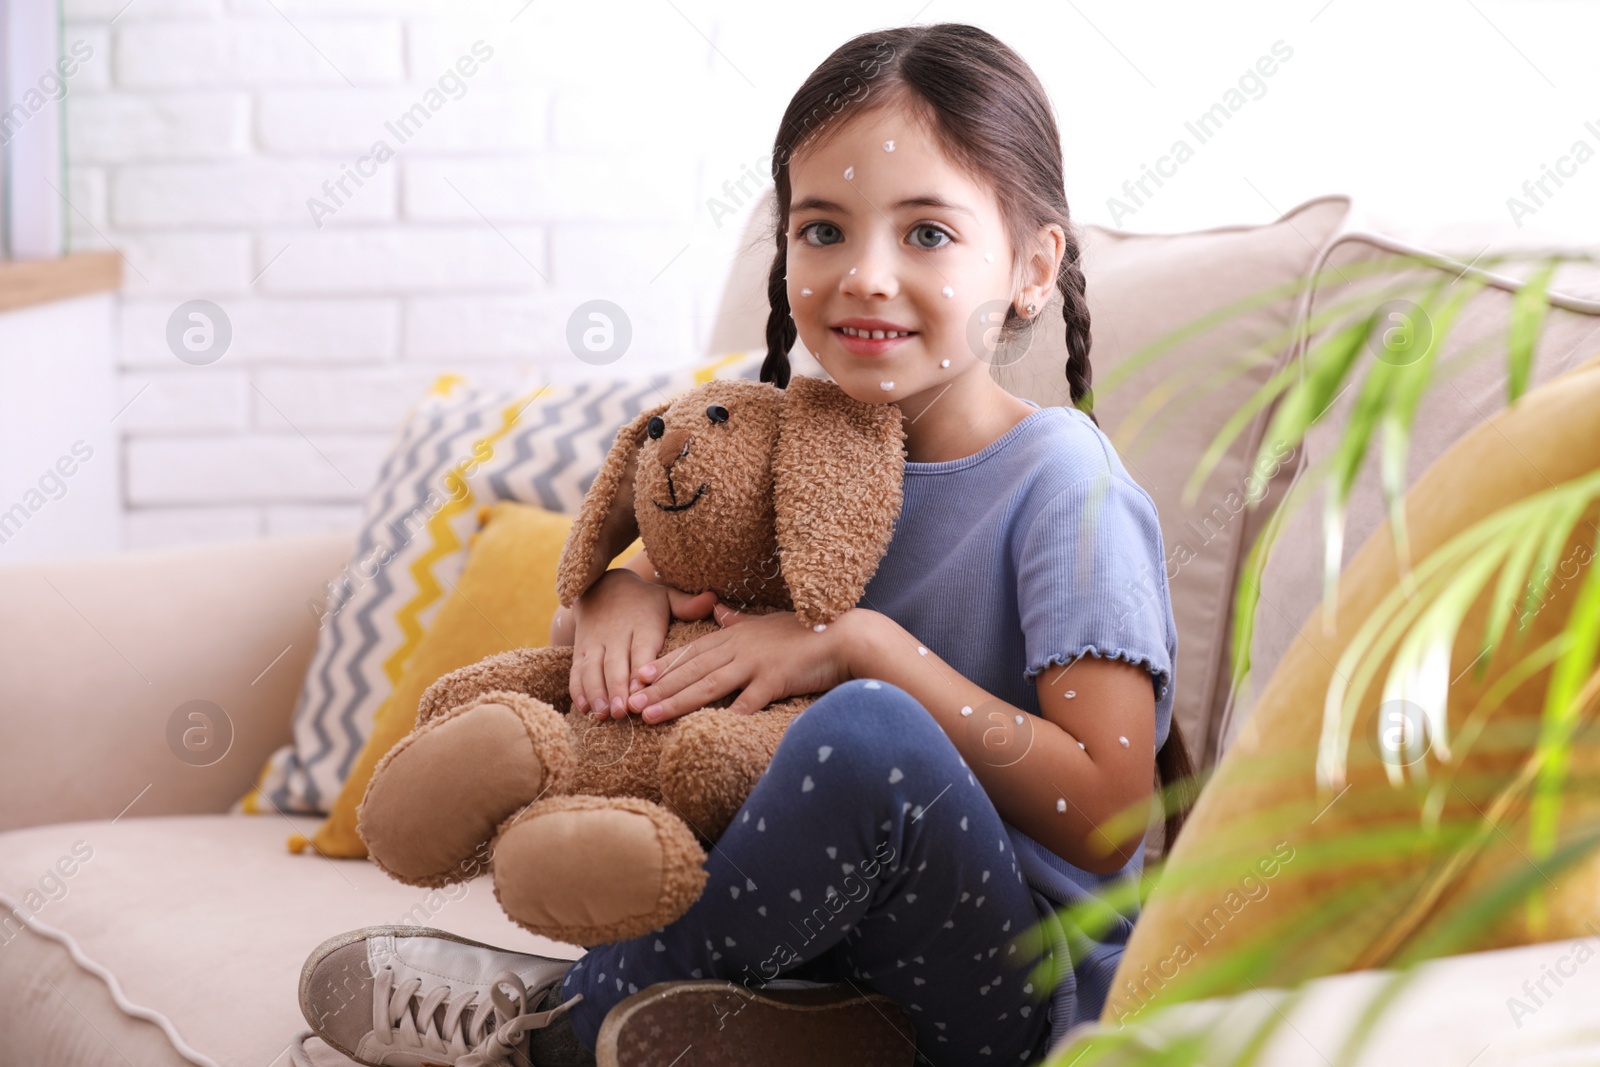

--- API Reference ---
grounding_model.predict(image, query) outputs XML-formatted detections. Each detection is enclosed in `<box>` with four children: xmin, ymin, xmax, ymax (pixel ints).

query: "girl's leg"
<box><xmin>559</xmin><ymin>678</ymin><xmax>1062</xmax><ymax>1064</ymax></box>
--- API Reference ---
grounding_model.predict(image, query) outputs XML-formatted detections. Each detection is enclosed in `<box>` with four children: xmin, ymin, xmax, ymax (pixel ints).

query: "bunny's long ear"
<box><xmin>555</xmin><ymin>399</ymin><xmax>673</xmax><ymax>608</ymax></box>
<box><xmin>771</xmin><ymin>375</ymin><xmax>907</xmax><ymax>630</ymax></box>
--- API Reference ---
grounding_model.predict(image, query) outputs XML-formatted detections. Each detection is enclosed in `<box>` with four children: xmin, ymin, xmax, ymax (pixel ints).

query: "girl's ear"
<box><xmin>555</xmin><ymin>399</ymin><xmax>673</xmax><ymax>608</ymax></box>
<box><xmin>771</xmin><ymin>375</ymin><xmax>907</xmax><ymax>630</ymax></box>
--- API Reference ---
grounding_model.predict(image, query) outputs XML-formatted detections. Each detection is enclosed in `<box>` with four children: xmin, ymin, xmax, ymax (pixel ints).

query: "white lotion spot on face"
<box><xmin>1014</xmin><ymin>715</ymin><xmax>1024</xmax><ymax>725</ymax></box>
<box><xmin>940</xmin><ymin>359</ymin><xmax>950</xmax><ymax>368</ymax></box>
<box><xmin>1064</xmin><ymin>690</ymin><xmax>1076</xmax><ymax>698</ymax></box>
<box><xmin>800</xmin><ymin>288</ymin><xmax>813</xmax><ymax>296</ymax></box>
<box><xmin>844</xmin><ymin>165</ymin><xmax>855</xmax><ymax>180</ymax></box>
<box><xmin>941</xmin><ymin>286</ymin><xmax>954</xmax><ymax>298</ymax></box>
<box><xmin>883</xmin><ymin>140</ymin><xmax>895</xmax><ymax>152</ymax></box>
<box><xmin>848</xmin><ymin>267</ymin><xmax>857</xmax><ymax>275</ymax></box>
<box><xmin>813</xmin><ymin>623</ymin><xmax>826</xmax><ymax>632</ymax></box>
<box><xmin>1119</xmin><ymin>736</ymin><xmax>1130</xmax><ymax>748</ymax></box>
<box><xmin>1055</xmin><ymin>798</ymin><xmax>1067</xmax><ymax>813</ymax></box>
<box><xmin>1077</xmin><ymin>740</ymin><xmax>1086</xmax><ymax>749</ymax></box>
<box><xmin>917</xmin><ymin>646</ymin><xmax>928</xmax><ymax>655</ymax></box>
<box><xmin>879</xmin><ymin>380</ymin><xmax>895</xmax><ymax>391</ymax></box>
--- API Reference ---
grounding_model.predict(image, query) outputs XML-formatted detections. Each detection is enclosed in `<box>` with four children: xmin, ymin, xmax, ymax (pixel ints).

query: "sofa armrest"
<box><xmin>0</xmin><ymin>531</ymin><xmax>352</xmax><ymax>832</ymax></box>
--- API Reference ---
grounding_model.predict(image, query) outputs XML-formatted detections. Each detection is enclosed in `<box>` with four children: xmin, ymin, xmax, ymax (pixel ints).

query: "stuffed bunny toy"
<box><xmin>356</xmin><ymin>374</ymin><xmax>906</xmax><ymax>946</ymax></box>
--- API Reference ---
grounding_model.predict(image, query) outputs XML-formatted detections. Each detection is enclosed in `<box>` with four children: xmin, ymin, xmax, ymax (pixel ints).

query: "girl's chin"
<box><xmin>825</xmin><ymin>370</ymin><xmax>922</xmax><ymax>404</ymax></box>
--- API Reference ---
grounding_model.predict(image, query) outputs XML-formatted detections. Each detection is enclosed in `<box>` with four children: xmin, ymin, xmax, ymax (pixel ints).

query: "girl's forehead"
<box><xmin>789</xmin><ymin>110</ymin><xmax>998</xmax><ymax>218</ymax></box>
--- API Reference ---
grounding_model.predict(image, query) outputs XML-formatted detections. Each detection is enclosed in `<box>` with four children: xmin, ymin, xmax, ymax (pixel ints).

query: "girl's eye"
<box><xmin>910</xmin><ymin>223</ymin><xmax>952</xmax><ymax>250</ymax></box>
<box><xmin>797</xmin><ymin>221</ymin><xmax>843</xmax><ymax>247</ymax></box>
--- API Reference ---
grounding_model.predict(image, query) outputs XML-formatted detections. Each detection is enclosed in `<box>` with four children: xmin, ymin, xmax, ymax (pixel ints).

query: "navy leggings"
<box><xmin>560</xmin><ymin>679</ymin><xmax>1060</xmax><ymax>1064</ymax></box>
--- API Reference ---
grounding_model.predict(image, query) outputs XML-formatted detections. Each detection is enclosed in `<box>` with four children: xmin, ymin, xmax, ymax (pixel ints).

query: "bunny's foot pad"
<box><xmin>358</xmin><ymin>690</ymin><xmax>575</xmax><ymax>888</ymax></box>
<box><xmin>491</xmin><ymin>794</ymin><xmax>709</xmax><ymax>946</ymax></box>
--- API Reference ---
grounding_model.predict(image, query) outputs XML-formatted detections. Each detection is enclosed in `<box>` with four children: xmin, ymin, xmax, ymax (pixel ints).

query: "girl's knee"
<box><xmin>783</xmin><ymin>680</ymin><xmax>958</xmax><ymax>776</ymax></box>
<box><xmin>798</xmin><ymin>679</ymin><xmax>927</xmax><ymax>732</ymax></box>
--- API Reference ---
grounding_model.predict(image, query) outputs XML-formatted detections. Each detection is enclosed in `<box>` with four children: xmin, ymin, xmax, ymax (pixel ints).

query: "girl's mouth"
<box><xmin>832</xmin><ymin>326</ymin><xmax>918</xmax><ymax>357</ymax></box>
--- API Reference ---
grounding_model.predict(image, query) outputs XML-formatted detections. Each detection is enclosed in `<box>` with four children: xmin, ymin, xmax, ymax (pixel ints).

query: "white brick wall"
<box><xmin>58</xmin><ymin>0</ymin><xmax>1593</xmax><ymax>554</ymax></box>
<box><xmin>61</xmin><ymin>0</ymin><xmax>759</xmax><ymax>552</ymax></box>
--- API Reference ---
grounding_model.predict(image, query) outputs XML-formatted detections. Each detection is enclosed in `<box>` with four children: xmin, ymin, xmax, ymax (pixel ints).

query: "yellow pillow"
<box><xmin>1103</xmin><ymin>353</ymin><xmax>1600</xmax><ymax>1025</ymax></box>
<box><xmin>291</xmin><ymin>500</ymin><xmax>643</xmax><ymax>858</ymax></box>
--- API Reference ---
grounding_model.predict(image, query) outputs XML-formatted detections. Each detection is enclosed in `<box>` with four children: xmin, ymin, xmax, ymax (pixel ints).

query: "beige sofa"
<box><xmin>4</xmin><ymin>194</ymin><xmax>1599</xmax><ymax>1066</ymax></box>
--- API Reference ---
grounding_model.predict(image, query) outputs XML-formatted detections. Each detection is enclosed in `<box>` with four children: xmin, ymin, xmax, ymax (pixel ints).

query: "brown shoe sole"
<box><xmin>595</xmin><ymin>980</ymin><xmax>916</xmax><ymax>1067</ymax></box>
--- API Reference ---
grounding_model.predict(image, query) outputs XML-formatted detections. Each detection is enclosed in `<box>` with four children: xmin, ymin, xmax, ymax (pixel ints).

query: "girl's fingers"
<box><xmin>714</xmin><ymin>600</ymin><xmax>750</xmax><ymax>626</ymax></box>
<box><xmin>640</xmin><ymin>661</ymin><xmax>741</xmax><ymax>724</ymax></box>
<box><xmin>725</xmin><ymin>680</ymin><xmax>768</xmax><ymax>715</ymax></box>
<box><xmin>581</xmin><ymin>650</ymin><xmax>610</xmax><ymax>721</ymax></box>
<box><xmin>629</xmin><ymin>635</ymin><xmax>659</xmax><ymax>698</ymax></box>
<box><xmin>629</xmin><ymin>645</ymin><xmax>714</xmax><ymax>712</ymax></box>
<box><xmin>630</xmin><ymin>639</ymin><xmax>707</xmax><ymax>700</ymax></box>
<box><xmin>603</xmin><ymin>641</ymin><xmax>632</xmax><ymax>718</ymax></box>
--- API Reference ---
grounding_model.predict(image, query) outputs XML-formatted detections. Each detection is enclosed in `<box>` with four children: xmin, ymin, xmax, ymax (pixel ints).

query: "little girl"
<box><xmin>297</xmin><ymin>22</ymin><xmax>1191</xmax><ymax>1067</ymax></box>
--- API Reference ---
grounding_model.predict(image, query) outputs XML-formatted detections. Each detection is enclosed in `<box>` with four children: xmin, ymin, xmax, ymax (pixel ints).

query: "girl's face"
<box><xmin>785</xmin><ymin>106</ymin><xmax>1029</xmax><ymax>407</ymax></box>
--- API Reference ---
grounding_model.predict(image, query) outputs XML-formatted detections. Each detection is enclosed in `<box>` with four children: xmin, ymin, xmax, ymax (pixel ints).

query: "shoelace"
<box><xmin>374</xmin><ymin>965</ymin><xmax>584</xmax><ymax>1067</ymax></box>
<box><xmin>288</xmin><ymin>967</ymin><xmax>584</xmax><ymax>1067</ymax></box>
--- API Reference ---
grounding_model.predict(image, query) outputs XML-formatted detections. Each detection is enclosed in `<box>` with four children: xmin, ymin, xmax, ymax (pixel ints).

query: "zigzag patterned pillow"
<box><xmin>238</xmin><ymin>352</ymin><xmax>768</xmax><ymax>816</ymax></box>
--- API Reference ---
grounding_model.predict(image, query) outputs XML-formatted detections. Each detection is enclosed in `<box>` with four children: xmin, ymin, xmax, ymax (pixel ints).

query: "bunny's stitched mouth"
<box><xmin>654</xmin><ymin>478</ymin><xmax>707</xmax><ymax>512</ymax></box>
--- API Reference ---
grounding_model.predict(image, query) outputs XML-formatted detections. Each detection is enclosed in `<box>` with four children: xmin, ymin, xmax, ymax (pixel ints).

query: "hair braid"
<box><xmin>761</xmin><ymin>231</ymin><xmax>796</xmax><ymax>389</ymax></box>
<box><xmin>1056</xmin><ymin>232</ymin><xmax>1097</xmax><ymax>427</ymax></box>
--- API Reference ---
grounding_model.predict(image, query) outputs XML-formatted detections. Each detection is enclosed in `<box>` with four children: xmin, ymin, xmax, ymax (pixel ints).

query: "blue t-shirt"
<box><xmin>857</xmin><ymin>398</ymin><xmax>1177</xmax><ymax>1045</ymax></box>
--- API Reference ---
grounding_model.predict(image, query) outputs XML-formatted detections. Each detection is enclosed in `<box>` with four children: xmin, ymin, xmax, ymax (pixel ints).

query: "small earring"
<box><xmin>1024</xmin><ymin>302</ymin><xmax>1037</xmax><ymax>317</ymax></box>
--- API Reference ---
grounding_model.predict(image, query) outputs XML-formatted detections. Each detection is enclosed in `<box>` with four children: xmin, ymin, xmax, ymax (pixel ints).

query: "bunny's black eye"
<box><xmin>647</xmin><ymin>416</ymin><xmax>665</xmax><ymax>439</ymax></box>
<box><xmin>706</xmin><ymin>404</ymin><xmax>729</xmax><ymax>424</ymax></box>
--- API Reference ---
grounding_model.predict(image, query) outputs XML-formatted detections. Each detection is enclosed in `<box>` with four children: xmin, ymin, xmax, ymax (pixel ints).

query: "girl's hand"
<box><xmin>568</xmin><ymin>569</ymin><xmax>719</xmax><ymax>720</ymax></box>
<box><xmin>624</xmin><ymin>604</ymin><xmax>867</xmax><ymax>723</ymax></box>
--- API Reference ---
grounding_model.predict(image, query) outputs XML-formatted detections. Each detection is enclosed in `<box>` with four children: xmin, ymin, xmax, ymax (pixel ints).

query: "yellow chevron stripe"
<box><xmin>694</xmin><ymin>351</ymin><xmax>751</xmax><ymax>384</ymax></box>
<box><xmin>382</xmin><ymin>384</ymin><xmax>558</xmax><ymax>686</ymax></box>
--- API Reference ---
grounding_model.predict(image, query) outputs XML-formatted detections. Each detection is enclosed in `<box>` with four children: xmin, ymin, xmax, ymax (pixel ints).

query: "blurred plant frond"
<box><xmin>1045</xmin><ymin>247</ymin><xmax>1600</xmax><ymax>1066</ymax></box>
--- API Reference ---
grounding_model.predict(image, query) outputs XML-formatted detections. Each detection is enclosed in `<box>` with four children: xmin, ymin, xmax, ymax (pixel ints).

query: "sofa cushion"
<box><xmin>1217</xmin><ymin>234</ymin><xmax>1600</xmax><ymax>754</ymax></box>
<box><xmin>243</xmin><ymin>353</ymin><xmax>764</xmax><ymax>818</ymax></box>
<box><xmin>711</xmin><ymin>191</ymin><xmax>1357</xmax><ymax>775</ymax></box>
<box><xmin>0</xmin><ymin>814</ymin><xmax>578</xmax><ymax>1066</ymax></box>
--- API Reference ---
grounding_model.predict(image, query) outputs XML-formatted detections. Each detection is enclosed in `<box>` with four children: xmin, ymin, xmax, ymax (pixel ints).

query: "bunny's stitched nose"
<box><xmin>656</xmin><ymin>428</ymin><xmax>691</xmax><ymax>466</ymax></box>
<box><xmin>652</xmin><ymin>427</ymin><xmax>707</xmax><ymax>512</ymax></box>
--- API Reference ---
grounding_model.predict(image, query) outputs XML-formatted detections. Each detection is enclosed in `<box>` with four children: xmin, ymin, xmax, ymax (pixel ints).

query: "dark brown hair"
<box><xmin>760</xmin><ymin>22</ymin><xmax>1197</xmax><ymax>851</ymax></box>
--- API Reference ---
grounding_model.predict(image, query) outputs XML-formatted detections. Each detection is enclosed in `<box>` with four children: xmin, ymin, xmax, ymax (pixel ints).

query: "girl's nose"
<box><xmin>839</xmin><ymin>239</ymin><xmax>898</xmax><ymax>301</ymax></box>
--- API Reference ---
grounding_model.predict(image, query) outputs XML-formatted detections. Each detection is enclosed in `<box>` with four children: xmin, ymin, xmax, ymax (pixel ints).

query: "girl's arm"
<box><xmin>848</xmin><ymin>610</ymin><xmax>1156</xmax><ymax>875</ymax></box>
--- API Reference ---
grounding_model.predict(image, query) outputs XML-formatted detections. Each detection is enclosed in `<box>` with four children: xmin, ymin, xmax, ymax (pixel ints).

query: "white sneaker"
<box><xmin>292</xmin><ymin>925</ymin><xmax>582</xmax><ymax>1067</ymax></box>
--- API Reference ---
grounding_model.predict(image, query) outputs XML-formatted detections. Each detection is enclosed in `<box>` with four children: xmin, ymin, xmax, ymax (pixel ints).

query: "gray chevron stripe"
<box><xmin>530</xmin><ymin>380</ymin><xmax>616</xmax><ymax>513</ymax></box>
<box><xmin>324</xmin><ymin>398</ymin><xmax>497</xmax><ymax>791</ymax></box>
<box><xmin>292</xmin><ymin>405</ymin><xmax>448</xmax><ymax>804</ymax></box>
<box><xmin>483</xmin><ymin>387</ymin><xmax>566</xmax><ymax>510</ymax></box>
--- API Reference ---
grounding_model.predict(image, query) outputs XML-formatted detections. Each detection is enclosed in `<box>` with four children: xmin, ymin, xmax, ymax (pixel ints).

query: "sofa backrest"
<box><xmin>1215</xmin><ymin>233</ymin><xmax>1600</xmax><ymax>752</ymax></box>
<box><xmin>709</xmin><ymin>191</ymin><xmax>1357</xmax><ymax>781</ymax></box>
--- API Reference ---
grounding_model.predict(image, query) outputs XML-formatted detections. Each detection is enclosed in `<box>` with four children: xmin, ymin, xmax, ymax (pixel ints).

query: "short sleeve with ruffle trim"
<box><xmin>1016</xmin><ymin>469</ymin><xmax>1178</xmax><ymax>748</ymax></box>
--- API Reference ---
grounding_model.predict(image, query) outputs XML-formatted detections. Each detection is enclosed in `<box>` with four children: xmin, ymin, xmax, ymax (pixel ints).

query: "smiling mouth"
<box><xmin>654</xmin><ymin>482</ymin><xmax>707</xmax><ymax>512</ymax></box>
<box><xmin>835</xmin><ymin>326</ymin><xmax>917</xmax><ymax>339</ymax></box>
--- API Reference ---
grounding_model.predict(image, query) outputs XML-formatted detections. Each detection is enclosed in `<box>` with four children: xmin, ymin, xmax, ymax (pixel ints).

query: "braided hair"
<box><xmin>761</xmin><ymin>228</ymin><xmax>796</xmax><ymax>390</ymax></box>
<box><xmin>1056</xmin><ymin>234</ymin><xmax>1097</xmax><ymax>427</ymax></box>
